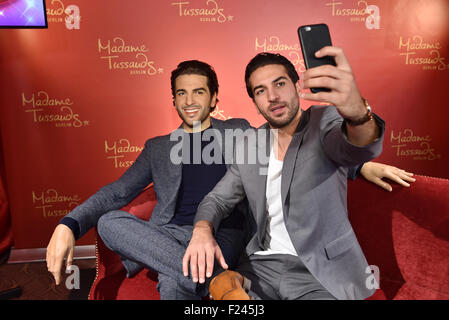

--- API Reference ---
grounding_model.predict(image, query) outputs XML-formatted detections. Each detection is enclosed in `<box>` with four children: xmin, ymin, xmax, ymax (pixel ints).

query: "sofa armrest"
<box><xmin>89</xmin><ymin>185</ymin><xmax>160</xmax><ymax>300</ymax></box>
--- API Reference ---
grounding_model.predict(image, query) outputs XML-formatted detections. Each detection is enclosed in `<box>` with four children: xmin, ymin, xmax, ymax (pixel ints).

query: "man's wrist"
<box><xmin>193</xmin><ymin>220</ymin><xmax>214</xmax><ymax>234</ymax></box>
<box><xmin>345</xmin><ymin>98</ymin><xmax>373</xmax><ymax>127</ymax></box>
<box><xmin>58</xmin><ymin>216</ymin><xmax>80</xmax><ymax>240</ymax></box>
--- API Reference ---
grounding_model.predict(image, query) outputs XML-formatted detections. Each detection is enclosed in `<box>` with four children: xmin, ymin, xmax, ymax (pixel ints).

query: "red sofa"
<box><xmin>88</xmin><ymin>175</ymin><xmax>449</xmax><ymax>300</ymax></box>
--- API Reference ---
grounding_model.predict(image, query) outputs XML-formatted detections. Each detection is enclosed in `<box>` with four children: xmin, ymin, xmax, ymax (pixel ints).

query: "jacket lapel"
<box><xmin>253</xmin><ymin>124</ymin><xmax>271</xmax><ymax>245</ymax></box>
<box><xmin>168</xmin><ymin>123</ymin><xmax>186</xmax><ymax>192</ymax></box>
<box><xmin>281</xmin><ymin>131</ymin><xmax>304</xmax><ymax>207</ymax></box>
<box><xmin>210</xmin><ymin>118</ymin><xmax>226</xmax><ymax>165</ymax></box>
<box><xmin>211</xmin><ymin>117</ymin><xmax>243</xmax><ymax>170</ymax></box>
<box><xmin>281</xmin><ymin>109</ymin><xmax>310</xmax><ymax>215</ymax></box>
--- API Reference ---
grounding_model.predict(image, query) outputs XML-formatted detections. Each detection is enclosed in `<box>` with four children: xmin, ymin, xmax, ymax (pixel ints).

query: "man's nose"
<box><xmin>186</xmin><ymin>93</ymin><xmax>194</xmax><ymax>106</ymax></box>
<box><xmin>267</xmin><ymin>88</ymin><xmax>279</xmax><ymax>102</ymax></box>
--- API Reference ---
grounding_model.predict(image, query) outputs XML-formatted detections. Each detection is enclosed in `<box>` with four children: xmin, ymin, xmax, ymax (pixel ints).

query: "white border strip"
<box><xmin>7</xmin><ymin>245</ymin><xmax>96</xmax><ymax>264</ymax></box>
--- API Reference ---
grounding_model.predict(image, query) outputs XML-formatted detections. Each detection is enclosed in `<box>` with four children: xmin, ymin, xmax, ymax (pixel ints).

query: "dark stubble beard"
<box><xmin>261</xmin><ymin>99</ymin><xmax>300</xmax><ymax>129</ymax></box>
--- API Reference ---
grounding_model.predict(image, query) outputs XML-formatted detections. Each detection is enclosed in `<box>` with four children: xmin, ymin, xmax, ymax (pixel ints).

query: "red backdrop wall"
<box><xmin>0</xmin><ymin>0</ymin><xmax>448</xmax><ymax>249</ymax></box>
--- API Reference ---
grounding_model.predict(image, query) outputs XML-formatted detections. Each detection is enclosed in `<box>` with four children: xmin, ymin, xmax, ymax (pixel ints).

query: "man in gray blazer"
<box><xmin>183</xmin><ymin>48</ymin><xmax>385</xmax><ymax>300</ymax></box>
<box><xmin>46</xmin><ymin>60</ymin><xmax>252</xmax><ymax>299</ymax></box>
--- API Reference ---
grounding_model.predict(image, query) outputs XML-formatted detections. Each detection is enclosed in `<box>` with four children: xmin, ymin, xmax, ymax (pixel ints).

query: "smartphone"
<box><xmin>298</xmin><ymin>23</ymin><xmax>336</xmax><ymax>93</ymax></box>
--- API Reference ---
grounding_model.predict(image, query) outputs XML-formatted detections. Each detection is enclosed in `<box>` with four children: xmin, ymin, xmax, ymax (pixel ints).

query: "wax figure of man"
<box><xmin>184</xmin><ymin>48</ymin><xmax>386</xmax><ymax>300</ymax></box>
<box><xmin>46</xmin><ymin>60</ymin><xmax>253</xmax><ymax>299</ymax></box>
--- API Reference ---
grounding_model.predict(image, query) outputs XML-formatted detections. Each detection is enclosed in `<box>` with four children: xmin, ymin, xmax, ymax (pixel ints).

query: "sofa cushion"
<box><xmin>348</xmin><ymin>175</ymin><xmax>449</xmax><ymax>300</ymax></box>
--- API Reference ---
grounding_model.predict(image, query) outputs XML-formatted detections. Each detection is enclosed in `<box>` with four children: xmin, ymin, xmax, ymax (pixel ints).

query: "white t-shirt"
<box><xmin>254</xmin><ymin>145</ymin><xmax>298</xmax><ymax>256</ymax></box>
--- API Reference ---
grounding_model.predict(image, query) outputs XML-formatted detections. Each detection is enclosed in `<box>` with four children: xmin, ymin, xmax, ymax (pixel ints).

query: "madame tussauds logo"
<box><xmin>390</xmin><ymin>129</ymin><xmax>441</xmax><ymax>161</ymax></box>
<box><xmin>46</xmin><ymin>0</ymin><xmax>80</xmax><ymax>30</ymax></box>
<box><xmin>255</xmin><ymin>35</ymin><xmax>305</xmax><ymax>73</ymax></box>
<box><xmin>21</xmin><ymin>91</ymin><xmax>89</xmax><ymax>128</ymax></box>
<box><xmin>171</xmin><ymin>0</ymin><xmax>233</xmax><ymax>23</ymax></box>
<box><xmin>32</xmin><ymin>189</ymin><xmax>80</xmax><ymax>218</ymax></box>
<box><xmin>398</xmin><ymin>35</ymin><xmax>449</xmax><ymax>71</ymax></box>
<box><xmin>105</xmin><ymin>138</ymin><xmax>144</xmax><ymax>169</ymax></box>
<box><xmin>325</xmin><ymin>0</ymin><xmax>380</xmax><ymax>29</ymax></box>
<box><xmin>98</xmin><ymin>37</ymin><xmax>163</xmax><ymax>76</ymax></box>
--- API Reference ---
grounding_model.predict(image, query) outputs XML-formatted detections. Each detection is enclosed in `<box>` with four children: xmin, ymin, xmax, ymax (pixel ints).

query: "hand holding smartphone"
<box><xmin>298</xmin><ymin>23</ymin><xmax>336</xmax><ymax>93</ymax></box>
<box><xmin>297</xmin><ymin>24</ymin><xmax>372</xmax><ymax>131</ymax></box>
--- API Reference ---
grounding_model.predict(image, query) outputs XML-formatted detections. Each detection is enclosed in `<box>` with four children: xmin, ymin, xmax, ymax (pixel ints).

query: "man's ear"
<box><xmin>210</xmin><ymin>92</ymin><xmax>218</xmax><ymax>108</ymax></box>
<box><xmin>295</xmin><ymin>81</ymin><xmax>301</xmax><ymax>94</ymax></box>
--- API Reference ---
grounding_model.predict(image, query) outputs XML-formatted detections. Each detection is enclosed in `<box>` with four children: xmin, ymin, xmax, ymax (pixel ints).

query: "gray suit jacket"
<box><xmin>66</xmin><ymin>117</ymin><xmax>251</xmax><ymax>239</ymax></box>
<box><xmin>194</xmin><ymin>105</ymin><xmax>385</xmax><ymax>300</ymax></box>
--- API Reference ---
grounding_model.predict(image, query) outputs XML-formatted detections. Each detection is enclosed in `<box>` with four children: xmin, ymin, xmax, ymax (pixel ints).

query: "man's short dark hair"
<box><xmin>171</xmin><ymin>60</ymin><xmax>219</xmax><ymax>110</ymax></box>
<box><xmin>244</xmin><ymin>53</ymin><xmax>299</xmax><ymax>99</ymax></box>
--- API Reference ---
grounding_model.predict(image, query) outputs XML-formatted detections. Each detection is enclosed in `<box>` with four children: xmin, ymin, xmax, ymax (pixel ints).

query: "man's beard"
<box><xmin>261</xmin><ymin>100</ymin><xmax>300</xmax><ymax>129</ymax></box>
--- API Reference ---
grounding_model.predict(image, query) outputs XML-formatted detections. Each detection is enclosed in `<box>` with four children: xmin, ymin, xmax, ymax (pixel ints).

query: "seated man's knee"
<box><xmin>97</xmin><ymin>210</ymin><xmax>129</xmax><ymax>244</ymax></box>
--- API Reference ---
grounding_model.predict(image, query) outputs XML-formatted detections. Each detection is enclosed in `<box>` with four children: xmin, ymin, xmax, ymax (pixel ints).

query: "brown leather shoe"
<box><xmin>209</xmin><ymin>270</ymin><xmax>251</xmax><ymax>300</ymax></box>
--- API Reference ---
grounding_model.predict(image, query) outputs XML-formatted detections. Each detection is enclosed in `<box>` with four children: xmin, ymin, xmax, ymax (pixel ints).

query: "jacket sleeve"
<box><xmin>64</xmin><ymin>139</ymin><xmax>154</xmax><ymax>239</ymax></box>
<box><xmin>347</xmin><ymin>163</ymin><xmax>364</xmax><ymax>180</ymax></box>
<box><xmin>193</xmin><ymin>161</ymin><xmax>246</xmax><ymax>234</ymax></box>
<box><xmin>319</xmin><ymin>106</ymin><xmax>385</xmax><ymax>168</ymax></box>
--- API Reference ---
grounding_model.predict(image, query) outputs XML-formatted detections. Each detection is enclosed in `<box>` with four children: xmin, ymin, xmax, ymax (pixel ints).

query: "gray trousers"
<box><xmin>236</xmin><ymin>253</ymin><xmax>336</xmax><ymax>300</ymax></box>
<box><xmin>97</xmin><ymin>210</ymin><xmax>246</xmax><ymax>300</ymax></box>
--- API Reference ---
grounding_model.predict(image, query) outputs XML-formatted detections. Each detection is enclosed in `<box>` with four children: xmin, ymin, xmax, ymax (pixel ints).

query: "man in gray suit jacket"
<box><xmin>46</xmin><ymin>60</ymin><xmax>252</xmax><ymax>299</ymax></box>
<box><xmin>183</xmin><ymin>48</ymin><xmax>385</xmax><ymax>300</ymax></box>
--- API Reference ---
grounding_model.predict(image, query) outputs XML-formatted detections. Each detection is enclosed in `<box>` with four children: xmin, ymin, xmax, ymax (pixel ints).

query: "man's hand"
<box><xmin>299</xmin><ymin>46</ymin><xmax>365</xmax><ymax>120</ymax></box>
<box><xmin>361</xmin><ymin>162</ymin><xmax>416</xmax><ymax>192</ymax></box>
<box><xmin>46</xmin><ymin>224</ymin><xmax>75</xmax><ymax>285</ymax></box>
<box><xmin>182</xmin><ymin>221</ymin><xmax>228</xmax><ymax>284</ymax></box>
<box><xmin>300</xmin><ymin>46</ymin><xmax>380</xmax><ymax>146</ymax></box>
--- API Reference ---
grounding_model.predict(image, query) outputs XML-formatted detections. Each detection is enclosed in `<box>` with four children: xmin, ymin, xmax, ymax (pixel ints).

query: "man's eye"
<box><xmin>177</xmin><ymin>92</ymin><xmax>185</xmax><ymax>96</ymax></box>
<box><xmin>196</xmin><ymin>90</ymin><xmax>205</xmax><ymax>95</ymax></box>
<box><xmin>276</xmin><ymin>81</ymin><xmax>285</xmax><ymax>87</ymax></box>
<box><xmin>255</xmin><ymin>89</ymin><xmax>264</xmax><ymax>96</ymax></box>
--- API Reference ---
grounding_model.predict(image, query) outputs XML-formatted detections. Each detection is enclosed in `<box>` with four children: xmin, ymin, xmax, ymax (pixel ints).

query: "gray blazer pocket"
<box><xmin>324</xmin><ymin>230</ymin><xmax>356</xmax><ymax>260</ymax></box>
